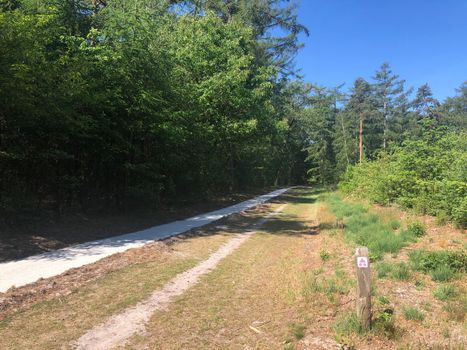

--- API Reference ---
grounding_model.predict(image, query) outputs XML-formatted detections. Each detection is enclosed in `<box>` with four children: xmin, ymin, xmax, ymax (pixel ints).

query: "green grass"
<box><xmin>401</xmin><ymin>306</ymin><xmax>425</xmax><ymax>321</ymax></box>
<box><xmin>302</xmin><ymin>273</ymin><xmax>352</xmax><ymax>303</ymax></box>
<box><xmin>324</xmin><ymin>194</ymin><xmax>410</xmax><ymax>260</ymax></box>
<box><xmin>433</xmin><ymin>284</ymin><xmax>456</xmax><ymax>301</ymax></box>
<box><xmin>332</xmin><ymin>312</ymin><xmax>364</xmax><ymax>337</ymax></box>
<box><xmin>376</xmin><ymin>262</ymin><xmax>411</xmax><ymax>280</ymax></box>
<box><xmin>430</xmin><ymin>265</ymin><xmax>456</xmax><ymax>282</ymax></box>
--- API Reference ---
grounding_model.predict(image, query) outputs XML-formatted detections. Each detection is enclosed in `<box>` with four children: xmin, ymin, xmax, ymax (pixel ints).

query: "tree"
<box><xmin>342</xmin><ymin>78</ymin><xmax>380</xmax><ymax>163</ymax></box>
<box><xmin>439</xmin><ymin>81</ymin><xmax>467</xmax><ymax>130</ymax></box>
<box><xmin>413</xmin><ymin>83</ymin><xmax>439</xmax><ymax>117</ymax></box>
<box><xmin>372</xmin><ymin>63</ymin><xmax>411</xmax><ymax>149</ymax></box>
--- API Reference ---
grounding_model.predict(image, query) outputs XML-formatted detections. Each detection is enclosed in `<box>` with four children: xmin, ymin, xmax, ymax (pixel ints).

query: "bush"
<box><xmin>408</xmin><ymin>250</ymin><xmax>467</xmax><ymax>273</ymax></box>
<box><xmin>406</xmin><ymin>221</ymin><xmax>426</xmax><ymax>237</ymax></box>
<box><xmin>339</xmin><ymin>131</ymin><xmax>467</xmax><ymax>227</ymax></box>
<box><xmin>320</xmin><ymin>250</ymin><xmax>331</xmax><ymax>261</ymax></box>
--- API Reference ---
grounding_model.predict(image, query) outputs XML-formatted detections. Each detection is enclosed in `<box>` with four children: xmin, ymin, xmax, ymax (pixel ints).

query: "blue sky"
<box><xmin>294</xmin><ymin>0</ymin><xmax>467</xmax><ymax>101</ymax></box>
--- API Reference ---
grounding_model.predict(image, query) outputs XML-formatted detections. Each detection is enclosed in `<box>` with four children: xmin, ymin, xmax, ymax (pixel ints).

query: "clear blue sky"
<box><xmin>294</xmin><ymin>0</ymin><xmax>467</xmax><ymax>101</ymax></box>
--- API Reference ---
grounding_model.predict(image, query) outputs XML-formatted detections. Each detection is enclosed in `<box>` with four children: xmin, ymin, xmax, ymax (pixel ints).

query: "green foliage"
<box><xmin>289</xmin><ymin>323</ymin><xmax>306</xmax><ymax>340</ymax></box>
<box><xmin>401</xmin><ymin>306</ymin><xmax>425</xmax><ymax>321</ymax></box>
<box><xmin>339</xmin><ymin>130</ymin><xmax>467</xmax><ymax>227</ymax></box>
<box><xmin>372</xmin><ymin>308</ymin><xmax>400</xmax><ymax>340</ymax></box>
<box><xmin>406</xmin><ymin>221</ymin><xmax>426</xmax><ymax>237</ymax></box>
<box><xmin>430</xmin><ymin>266</ymin><xmax>456</xmax><ymax>282</ymax></box>
<box><xmin>320</xmin><ymin>250</ymin><xmax>330</xmax><ymax>261</ymax></box>
<box><xmin>408</xmin><ymin>250</ymin><xmax>467</xmax><ymax>274</ymax></box>
<box><xmin>0</xmin><ymin>1</ymin><xmax>308</xmax><ymax>216</ymax></box>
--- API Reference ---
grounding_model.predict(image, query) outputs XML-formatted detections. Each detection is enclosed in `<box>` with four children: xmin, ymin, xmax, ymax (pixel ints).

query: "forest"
<box><xmin>1</xmin><ymin>0</ymin><xmax>466</xmax><ymax>227</ymax></box>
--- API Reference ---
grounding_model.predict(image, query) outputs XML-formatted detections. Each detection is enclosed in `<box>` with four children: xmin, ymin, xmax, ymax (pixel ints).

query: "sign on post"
<box><xmin>355</xmin><ymin>246</ymin><xmax>371</xmax><ymax>330</ymax></box>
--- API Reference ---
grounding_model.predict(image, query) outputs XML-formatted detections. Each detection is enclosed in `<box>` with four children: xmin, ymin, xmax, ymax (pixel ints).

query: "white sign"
<box><xmin>357</xmin><ymin>256</ymin><xmax>368</xmax><ymax>268</ymax></box>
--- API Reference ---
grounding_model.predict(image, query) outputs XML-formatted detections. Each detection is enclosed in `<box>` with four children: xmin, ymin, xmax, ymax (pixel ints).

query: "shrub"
<box><xmin>339</xmin><ymin>131</ymin><xmax>467</xmax><ymax>227</ymax></box>
<box><xmin>408</xmin><ymin>249</ymin><xmax>467</xmax><ymax>273</ymax></box>
<box><xmin>320</xmin><ymin>250</ymin><xmax>330</xmax><ymax>262</ymax></box>
<box><xmin>406</xmin><ymin>221</ymin><xmax>426</xmax><ymax>237</ymax></box>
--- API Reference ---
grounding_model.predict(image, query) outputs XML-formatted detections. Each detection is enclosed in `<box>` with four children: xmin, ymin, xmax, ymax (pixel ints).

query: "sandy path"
<box><xmin>0</xmin><ymin>188</ymin><xmax>288</xmax><ymax>293</ymax></box>
<box><xmin>73</xmin><ymin>204</ymin><xmax>287</xmax><ymax>350</ymax></box>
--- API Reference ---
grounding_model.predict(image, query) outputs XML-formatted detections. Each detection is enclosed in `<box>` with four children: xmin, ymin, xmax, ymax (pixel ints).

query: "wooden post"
<box><xmin>355</xmin><ymin>246</ymin><xmax>371</xmax><ymax>330</ymax></box>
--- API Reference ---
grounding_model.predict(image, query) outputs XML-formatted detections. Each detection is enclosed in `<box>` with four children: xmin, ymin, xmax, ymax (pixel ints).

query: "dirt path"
<box><xmin>74</xmin><ymin>204</ymin><xmax>288</xmax><ymax>350</ymax></box>
<box><xmin>0</xmin><ymin>188</ymin><xmax>288</xmax><ymax>292</ymax></box>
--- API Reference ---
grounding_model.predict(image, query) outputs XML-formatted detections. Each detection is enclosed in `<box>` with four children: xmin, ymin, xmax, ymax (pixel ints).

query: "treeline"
<box><xmin>296</xmin><ymin>66</ymin><xmax>466</xmax><ymax>226</ymax></box>
<box><xmin>296</xmin><ymin>66</ymin><xmax>466</xmax><ymax>185</ymax></box>
<box><xmin>1</xmin><ymin>1</ymin><xmax>465</xmax><ymax>225</ymax></box>
<box><xmin>0</xmin><ymin>0</ymin><xmax>309</xmax><ymax>215</ymax></box>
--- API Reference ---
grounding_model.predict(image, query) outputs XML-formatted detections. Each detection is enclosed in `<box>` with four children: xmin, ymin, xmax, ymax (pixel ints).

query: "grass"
<box><xmin>289</xmin><ymin>323</ymin><xmax>306</xmax><ymax>340</ymax></box>
<box><xmin>118</xmin><ymin>188</ymin><xmax>322</xmax><ymax>350</ymax></box>
<box><xmin>433</xmin><ymin>284</ymin><xmax>456</xmax><ymax>301</ymax></box>
<box><xmin>0</xmin><ymin>217</ymin><xmax>250</xmax><ymax>349</ymax></box>
<box><xmin>302</xmin><ymin>274</ymin><xmax>351</xmax><ymax>302</ymax></box>
<box><xmin>323</xmin><ymin>194</ymin><xmax>411</xmax><ymax>260</ymax></box>
<box><xmin>332</xmin><ymin>312</ymin><xmax>364</xmax><ymax>344</ymax></box>
<box><xmin>376</xmin><ymin>262</ymin><xmax>411</xmax><ymax>280</ymax></box>
<box><xmin>409</xmin><ymin>249</ymin><xmax>467</xmax><ymax>274</ymax></box>
<box><xmin>401</xmin><ymin>306</ymin><xmax>425</xmax><ymax>322</ymax></box>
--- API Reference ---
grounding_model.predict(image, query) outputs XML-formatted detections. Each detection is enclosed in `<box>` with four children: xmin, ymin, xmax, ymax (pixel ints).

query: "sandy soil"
<box><xmin>73</xmin><ymin>204</ymin><xmax>287</xmax><ymax>350</ymax></box>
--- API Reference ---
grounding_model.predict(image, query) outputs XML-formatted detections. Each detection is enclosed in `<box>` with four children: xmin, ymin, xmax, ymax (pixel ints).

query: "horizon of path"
<box><xmin>0</xmin><ymin>188</ymin><xmax>289</xmax><ymax>293</ymax></box>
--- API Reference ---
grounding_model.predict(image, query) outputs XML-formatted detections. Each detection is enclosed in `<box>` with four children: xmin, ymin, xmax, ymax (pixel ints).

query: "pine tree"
<box><xmin>343</xmin><ymin>78</ymin><xmax>380</xmax><ymax>162</ymax></box>
<box><xmin>372</xmin><ymin>63</ymin><xmax>411</xmax><ymax>149</ymax></box>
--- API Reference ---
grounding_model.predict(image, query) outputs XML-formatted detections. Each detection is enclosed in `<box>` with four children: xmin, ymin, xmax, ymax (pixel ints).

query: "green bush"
<box><xmin>406</xmin><ymin>221</ymin><xmax>426</xmax><ymax>237</ymax></box>
<box><xmin>339</xmin><ymin>131</ymin><xmax>467</xmax><ymax>227</ymax></box>
<box><xmin>408</xmin><ymin>250</ymin><xmax>467</xmax><ymax>273</ymax></box>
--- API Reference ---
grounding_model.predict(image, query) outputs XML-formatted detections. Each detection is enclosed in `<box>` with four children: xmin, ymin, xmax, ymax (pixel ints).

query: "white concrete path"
<box><xmin>0</xmin><ymin>188</ymin><xmax>288</xmax><ymax>293</ymax></box>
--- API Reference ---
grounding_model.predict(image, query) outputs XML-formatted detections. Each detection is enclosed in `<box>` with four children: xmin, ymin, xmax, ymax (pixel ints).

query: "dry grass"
<box><xmin>1</xmin><ymin>188</ymin><xmax>464</xmax><ymax>350</ymax></box>
<box><xmin>117</xmin><ymin>188</ymin><xmax>327</xmax><ymax>349</ymax></box>
<box><xmin>0</xmin><ymin>202</ymin><xmax>279</xmax><ymax>350</ymax></box>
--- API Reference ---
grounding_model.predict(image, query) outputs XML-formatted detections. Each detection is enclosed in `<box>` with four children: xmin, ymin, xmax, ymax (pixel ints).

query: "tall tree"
<box><xmin>343</xmin><ymin>78</ymin><xmax>380</xmax><ymax>163</ymax></box>
<box><xmin>372</xmin><ymin>63</ymin><xmax>411</xmax><ymax>149</ymax></box>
